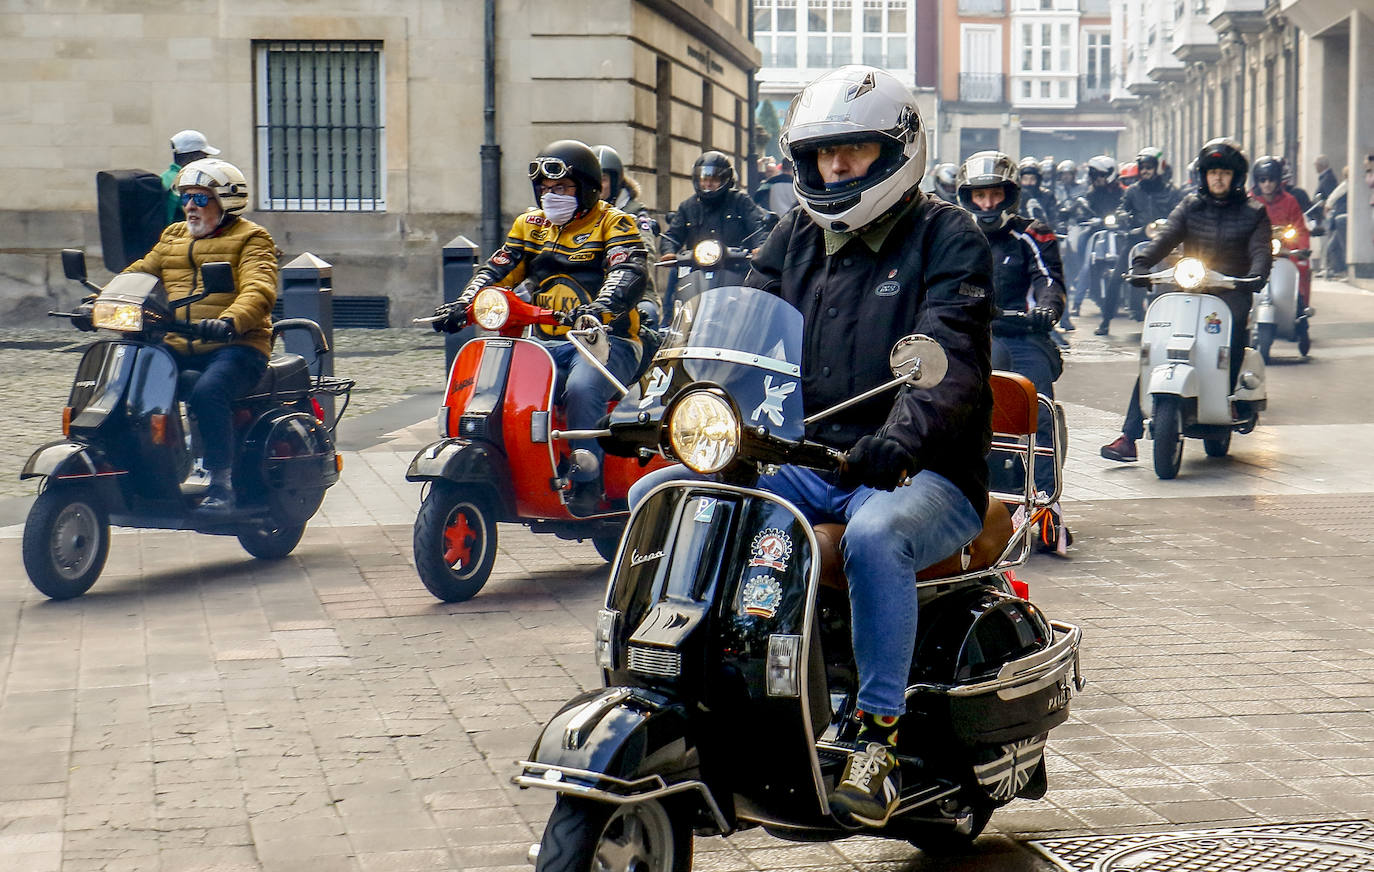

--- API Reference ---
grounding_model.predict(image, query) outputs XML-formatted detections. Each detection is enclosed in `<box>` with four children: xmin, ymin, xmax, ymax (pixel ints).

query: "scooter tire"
<box><xmin>1203</xmin><ymin>432</ymin><xmax>1231</xmax><ymax>458</ymax></box>
<box><xmin>534</xmin><ymin>795</ymin><xmax>692</xmax><ymax>872</ymax></box>
<box><xmin>1151</xmin><ymin>397</ymin><xmax>1184</xmax><ymax>480</ymax></box>
<box><xmin>413</xmin><ymin>483</ymin><xmax>498</xmax><ymax>603</ymax></box>
<box><xmin>22</xmin><ymin>483</ymin><xmax>109</xmax><ymax>600</ymax></box>
<box><xmin>592</xmin><ymin>534</ymin><xmax>620</xmax><ymax>564</ymax></box>
<box><xmin>1256</xmin><ymin>322</ymin><xmax>1276</xmax><ymax>365</ymax></box>
<box><xmin>899</xmin><ymin>798</ymin><xmax>996</xmax><ymax>857</ymax></box>
<box><xmin>237</xmin><ymin>521</ymin><xmax>307</xmax><ymax>560</ymax></box>
<box><xmin>1297</xmin><ymin>320</ymin><xmax>1311</xmax><ymax>357</ymax></box>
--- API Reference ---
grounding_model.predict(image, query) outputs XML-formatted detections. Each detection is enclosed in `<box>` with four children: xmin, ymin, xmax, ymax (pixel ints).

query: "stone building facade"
<box><xmin>0</xmin><ymin>0</ymin><xmax>759</xmax><ymax>323</ymax></box>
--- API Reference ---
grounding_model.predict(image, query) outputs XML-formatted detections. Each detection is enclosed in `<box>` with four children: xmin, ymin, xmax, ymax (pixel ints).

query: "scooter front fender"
<box><xmin>514</xmin><ymin>687</ymin><xmax>730</xmax><ymax>833</ymax></box>
<box><xmin>20</xmin><ymin>440</ymin><xmax>129</xmax><ymax>512</ymax></box>
<box><xmin>407</xmin><ymin>438</ymin><xmax>512</xmax><ymax>515</ymax></box>
<box><xmin>1146</xmin><ymin>363</ymin><xmax>1196</xmax><ymax>399</ymax></box>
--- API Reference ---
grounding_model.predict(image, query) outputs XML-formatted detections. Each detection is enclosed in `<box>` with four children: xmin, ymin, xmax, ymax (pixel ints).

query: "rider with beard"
<box><xmin>433</xmin><ymin>139</ymin><xmax>650</xmax><ymax>514</ymax></box>
<box><xmin>657</xmin><ymin>151</ymin><xmax>771</xmax><ymax>259</ymax></box>
<box><xmin>1102</xmin><ymin>146</ymin><xmax>1182</xmax><ymax>332</ymax></box>
<box><xmin>1100</xmin><ymin>138</ymin><xmax>1271</xmax><ymax>463</ymax></box>
<box><xmin>1016</xmin><ymin>157</ymin><xmax>1058</xmax><ymax>224</ymax></box>
<box><xmin>1068</xmin><ymin>155</ymin><xmax>1124</xmax><ymax>330</ymax></box>
<box><xmin>959</xmin><ymin>151</ymin><xmax>1071</xmax><ymax>553</ymax></box>
<box><xmin>631</xmin><ymin>65</ymin><xmax>994</xmax><ymax>829</ymax></box>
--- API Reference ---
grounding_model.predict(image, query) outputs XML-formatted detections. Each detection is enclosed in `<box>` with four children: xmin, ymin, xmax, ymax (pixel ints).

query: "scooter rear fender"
<box><xmin>21</xmin><ymin>440</ymin><xmax>129</xmax><ymax>513</ymax></box>
<box><xmin>1146</xmin><ymin>363</ymin><xmax>1197</xmax><ymax>399</ymax></box>
<box><xmin>514</xmin><ymin>687</ymin><xmax>730</xmax><ymax>833</ymax></box>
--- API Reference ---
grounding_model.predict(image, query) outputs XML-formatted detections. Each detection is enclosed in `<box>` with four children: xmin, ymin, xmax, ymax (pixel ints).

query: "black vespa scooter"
<box><xmin>515</xmin><ymin>286</ymin><xmax>1084</xmax><ymax>870</ymax></box>
<box><xmin>20</xmin><ymin>250</ymin><xmax>354</xmax><ymax>599</ymax></box>
<box><xmin>657</xmin><ymin>238</ymin><xmax>753</xmax><ymax>324</ymax></box>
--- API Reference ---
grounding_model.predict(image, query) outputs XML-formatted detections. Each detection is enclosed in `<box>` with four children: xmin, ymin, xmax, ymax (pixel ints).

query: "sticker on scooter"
<box><xmin>741</xmin><ymin>575</ymin><xmax>783</xmax><ymax>618</ymax></box>
<box><xmin>750</xmin><ymin>375</ymin><xmax>796</xmax><ymax>427</ymax></box>
<box><xmin>749</xmin><ymin>528</ymin><xmax>793</xmax><ymax>571</ymax></box>
<box><xmin>693</xmin><ymin>498</ymin><xmax>718</xmax><ymax>522</ymax></box>
<box><xmin>639</xmin><ymin>366</ymin><xmax>673</xmax><ymax>409</ymax></box>
<box><xmin>1205</xmin><ymin>312</ymin><xmax>1223</xmax><ymax>334</ymax></box>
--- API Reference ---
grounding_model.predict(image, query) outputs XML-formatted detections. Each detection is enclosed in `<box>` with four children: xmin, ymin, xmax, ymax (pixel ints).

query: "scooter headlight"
<box><xmin>1270</xmin><ymin>238</ymin><xmax>1282</xmax><ymax>256</ymax></box>
<box><xmin>1174</xmin><ymin>257</ymin><xmax>1206</xmax><ymax>290</ymax></box>
<box><xmin>1282</xmin><ymin>226</ymin><xmax>1297</xmax><ymax>241</ymax></box>
<box><xmin>1104</xmin><ymin>213</ymin><xmax>1118</xmax><ymax>228</ymax></box>
<box><xmin>1145</xmin><ymin>219</ymin><xmax>1166</xmax><ymax>239</ymax></box>
<box><xmin>692</xmin><ymin>239</ymin><xmax>723</xmax><ymax>267</ymax></box>
<box><xmin>668</xmin><ymin>391</ymin><xmax>739</xmax><ymax>474</ymax></box>
<box><xmin>472</xmin><ymin>287</ymin><xmax>510</xmax><ymax>330</ymax></box>
<box><xmin>91</xmin><ymin>300</ymin><xmax>145</xmax><ymax>332</ymax></box>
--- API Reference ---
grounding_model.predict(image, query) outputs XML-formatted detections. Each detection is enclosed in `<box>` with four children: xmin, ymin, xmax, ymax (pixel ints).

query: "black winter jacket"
<box><xmin>1071</xmin><ymin>183</ymin><xmax>1123</xmax><ymax>220</ymax></box>
<box><xmin>659</xmin><ymin>189</ymin><xmax>772</xmax><ymax>256</ymax></box>
<box><xmin>1119</xmin><ymin>177</ymin><xmax>1182</xmax><ymax>232</ymax></box>
<box><xmin>1017</xmin><ymin>184</ymin><xmax>1058</xmax><ymax>224</ymax></box>
<box><xmin>1132</xmin><ymin>191</ymin><xmax>1272</xmax><ymax>282</ymax></box>
<box><xmin>746</xmin><ymin>194</ymin><xmax>995</xmax><ymax>515</ymax></box>
<box><xmin>988</xmin><ymin>216</ymin><xmax>1066</xmax><ymax>333</ymax></box>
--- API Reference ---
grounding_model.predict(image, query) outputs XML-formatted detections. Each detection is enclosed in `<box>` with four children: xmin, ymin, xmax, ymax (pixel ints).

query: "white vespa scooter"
<box><xmin>1131</xmin><ymin>256</ymin><xmax>1267</xmax><ymax>479</ymax></box>
<box><xmin>1253</xmin><ymin>224</ymin><xmax>1313</xmax><ymax>362</ymax></box>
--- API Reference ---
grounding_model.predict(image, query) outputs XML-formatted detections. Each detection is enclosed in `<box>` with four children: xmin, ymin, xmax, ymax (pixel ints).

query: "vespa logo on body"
<box><xmin>630</xmin><ymin>548</ymin><xmax>665</xmax><ymax>567</ymax></box>
<box><xmin>750</xmin><ymin>376</ymin><xmax>796</xmax><ymax>427</ymax></box>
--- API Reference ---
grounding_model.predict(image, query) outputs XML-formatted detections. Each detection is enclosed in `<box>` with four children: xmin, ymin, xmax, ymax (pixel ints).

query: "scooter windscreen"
<box><xmin>615</xmin><ymin>286</ymin><xmax>807</xmax><ymax>442</ymax></box>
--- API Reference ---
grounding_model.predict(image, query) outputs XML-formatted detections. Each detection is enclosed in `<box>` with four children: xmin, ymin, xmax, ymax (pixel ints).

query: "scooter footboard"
<box><xmin>513</xmin><ymin>687</ymin><xmax>730</xmax><ymax>833</ymax></box>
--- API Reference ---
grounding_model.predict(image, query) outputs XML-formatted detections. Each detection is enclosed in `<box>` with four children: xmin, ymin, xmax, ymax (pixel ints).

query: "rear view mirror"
<box><xmin>889</xmin><ymin>335</ymin><xmax>947</xmax><ymax>389</ymax></box>
<box><xmin>201</xmin><ymin>262</ymin><xmax>234</xmax><ymax>296</ymax></box>
<box><xmin>62</xmin><ymin>249</ymin><xmax>87</xmax><ymax>282</ymax></box>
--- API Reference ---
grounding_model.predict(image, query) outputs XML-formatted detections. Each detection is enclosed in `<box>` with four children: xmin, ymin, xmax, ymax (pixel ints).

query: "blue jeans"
<box><xmin>174</xmin><ymin>345</ymin><xmax>268</xmax><ymax>470</ymax></box>
<box><xmin>991</xmin><ymin>335</ymin><xmax>1059</xmax><ymax>496</ymax></box>
<box><xmin>548</xmin><ymin>337</ymin><xmax>640</xmax><ymax>481</ymax></box>
<box><xmin>629</xmin><ymin>464</ymin><xmax>982</xmax><ymax>717</ymax></box>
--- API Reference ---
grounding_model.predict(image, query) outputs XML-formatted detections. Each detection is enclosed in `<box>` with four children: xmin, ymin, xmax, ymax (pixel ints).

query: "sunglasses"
<box><xmin>528</xmin><ymin>158</ymin><xmax>571</xmax><ymax>181</ymax></box>
<box><xmin>179</xmin><ymin>192</ymin><xmax>213</xmax><ymax>207</ymax></box>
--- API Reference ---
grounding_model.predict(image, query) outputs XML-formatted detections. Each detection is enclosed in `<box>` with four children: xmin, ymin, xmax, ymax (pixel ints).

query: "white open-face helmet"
<box><xmin>175</xmin><ymin>158</ymin><xmax>249</xmax><ymax>216</ymax></box>
<box><xmin>780</xmin><ymin>65</ymin><xmax>927</xmax><ymax>233</ymax></box>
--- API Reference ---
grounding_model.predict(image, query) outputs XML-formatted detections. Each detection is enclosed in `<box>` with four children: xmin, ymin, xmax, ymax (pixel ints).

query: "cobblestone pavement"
<box><xmin>0</xmin><ymin>279</ymin><xmax>1371</xmax><ymax>871</ymax></box>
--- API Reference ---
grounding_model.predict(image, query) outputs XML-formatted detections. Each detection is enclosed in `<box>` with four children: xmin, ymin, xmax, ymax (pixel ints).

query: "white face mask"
<box><xmin>541</xmin><ymin>192</ymin><xmax>579</xmax><ymax>225</ymax></box>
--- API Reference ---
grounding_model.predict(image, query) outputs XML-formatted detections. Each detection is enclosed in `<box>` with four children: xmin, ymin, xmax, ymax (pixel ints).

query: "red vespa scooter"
<box><xmin>408</xmin><ymin>286</ymin><xmax>665</xmax><ymax>602</ymax></box>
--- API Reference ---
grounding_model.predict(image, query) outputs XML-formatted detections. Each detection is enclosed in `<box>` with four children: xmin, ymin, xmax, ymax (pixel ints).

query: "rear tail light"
<box><xmin>310</xmin><ymin>397</ymin><xmax>326</xmax><ymax>422</ymax></box>
<box><xmin>1005</xmin><ymin>569</ymin><xmax>1030</xmax><ymax>599</ymax></box>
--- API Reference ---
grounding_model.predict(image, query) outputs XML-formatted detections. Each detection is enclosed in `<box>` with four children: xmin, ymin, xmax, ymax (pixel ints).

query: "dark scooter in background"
<box><xmin>21</xmin><ymin>250</ymin><xmax>353</xmax><ymax>599</ymax></box>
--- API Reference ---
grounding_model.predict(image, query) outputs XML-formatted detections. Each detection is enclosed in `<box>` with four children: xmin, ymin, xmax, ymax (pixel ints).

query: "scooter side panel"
<box><xmin>1268</xmin><ymin>257</ymin><xmax>1300</xmax><ymax>341</ymax></box>
<box><xmin>501</xmin><ymin>340</ymin><xmax>565</xmax><ymax>519</ymax></box>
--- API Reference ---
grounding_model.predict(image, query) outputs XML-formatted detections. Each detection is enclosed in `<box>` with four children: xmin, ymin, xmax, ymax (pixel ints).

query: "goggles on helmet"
<box><xmin>528</xmin><ymin>158</ymin><xmax>572</xmax><ymax>181</ymax></box>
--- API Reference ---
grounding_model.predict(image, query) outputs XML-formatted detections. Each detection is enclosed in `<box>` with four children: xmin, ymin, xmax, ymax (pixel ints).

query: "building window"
<box><xmin>756</xmin><ymin>0</ymin><xmax>798</xmax><ymax>65</ymax></box>
<box><xmin>255</xmin><ymin>40</ymin><xmax>385</xmax><ymax>212</ymax></box>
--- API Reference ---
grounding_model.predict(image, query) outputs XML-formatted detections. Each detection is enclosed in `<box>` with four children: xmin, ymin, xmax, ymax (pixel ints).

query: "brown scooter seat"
<box><xmin>812</xmin><ymin>371</ymin><xmax>1037</xmax><ymax>592</ymax></box>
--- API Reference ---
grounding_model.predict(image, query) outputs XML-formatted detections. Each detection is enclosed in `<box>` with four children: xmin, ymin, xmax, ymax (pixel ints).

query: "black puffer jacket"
<box><xmin>659</xmin><ymin>189</ymin><xmax>772</xmax><ymax>255</ymax></box>
<box><xmin>1132</xmin><ymin>191</ymin><xmax>1271</xmax><ymax>281</ymax></box>
<box><xmin>746</xmin><ymin>194</ymin><xmax>995</xmax><ymax>515</ymax></box>
<box><xmin>1119</xmin><ymin>177</ymin><xmax>1182</xmax><ymax>232</ymax></box>
<box><xmin>989</xmin><ymin>216</ymin><xmax>1066</xmax><ymax>332</ymax></box>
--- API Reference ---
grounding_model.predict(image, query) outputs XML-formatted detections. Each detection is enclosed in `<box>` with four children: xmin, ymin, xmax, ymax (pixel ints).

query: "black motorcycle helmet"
<box><xmin>1195</xmin><ymin>137</ymin><xmax>1249</xmax><ymax>201</ymax></box>
<box><xmin>957</xmin><ymin>150</ymin><xmax>1020</xmax><ymax>232</ymax></box>
<box><xmin>1251</xmin><ymin>155</ymin><xmax>1284</xmax><ymax>188</ymax></box>
<box><xmin>529</xmin><ymin>139</ymin><xmax>602</xmax><ymax>213</ymax></box>
<box><xmin>591</xmin><ymin>144</ymin><xmax>624</xmax><ymax>202</ymax></box>
<box><xmin>1017</xmin><ymin>156</ymin><xmax>1042</xmax><ymax>186</ymax></box>
<box><xmin>692</xmin><ymin>151</ymin><xmax>736</xmax><ymax>203</ymax></box>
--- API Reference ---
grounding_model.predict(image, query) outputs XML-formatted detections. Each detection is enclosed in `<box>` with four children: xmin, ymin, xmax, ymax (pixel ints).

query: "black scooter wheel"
<box><xmin>237</xmin><ymin>521</ymin><xmax>307</xmax><ymax>560</ymax></box>
<box><xmin>1255</xmin><ymin>322</ymin><xmax>1276</xmax><ymax>364</ymax></box>
<box><xmin>592</xmin><ymin>534</ymin><xmax>620</xmax><ymax>563</ymax></box>
<box><xmin>413</xmin><ymin>483</ymin><xmax>498</xmax><ymax>602</ymax></box>
<box><xmin>534</xmin><ymin>795</ymin><xmax>692</xmax><ymax>872</ymax></box>
<box><xmin>897</xmin><ymin>798</ymin><xmax>996</xmax><ymax>857</ymax></box>
<box><xmin>23</xmin><ymin>484</ymin><xmax>109</xmax><ymax>600</ymax></box>
<box><xmin>1151</xmin><ymin>396</ymin><xmax>1184</xmax><ymax>480</ymax></box>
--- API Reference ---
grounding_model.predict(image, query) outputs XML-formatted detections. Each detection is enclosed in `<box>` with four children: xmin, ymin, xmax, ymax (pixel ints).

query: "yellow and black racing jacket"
<box><xmin>459</xmin><ymin>201</ymin><xmax>649</xmax><ymax>343</ymax></box>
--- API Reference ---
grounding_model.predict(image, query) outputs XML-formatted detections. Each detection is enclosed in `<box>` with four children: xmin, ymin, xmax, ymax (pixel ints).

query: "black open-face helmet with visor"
<box><xmin>529</xmin><ymin>140</ymin><xmax>602</xmax><ymax>213</ymax></box>
<box><xmin>957</xmin><ymin>150</ymin><xmax>1020</xmax><ymax>232</ymax></box>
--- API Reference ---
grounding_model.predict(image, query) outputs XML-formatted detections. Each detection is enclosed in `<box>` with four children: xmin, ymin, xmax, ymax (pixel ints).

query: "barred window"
<box><xmin>254</xmin><ymin>40</ymin><xmax>385</xmax><ymax>212</ymax></box>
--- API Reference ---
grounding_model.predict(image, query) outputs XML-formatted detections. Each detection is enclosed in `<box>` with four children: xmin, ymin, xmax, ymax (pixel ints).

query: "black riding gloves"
<box><xmin>563</xmin><ymin>301</ymin><xmax>612</xmax><ymax>327</ymax></box>
<box><xmin>197</xmin><ymin>318</ymin><xmax>236</xmax><ymax>342</ymax></box>
<box><xmin>70</xmin><ymin>302</ymin><xmax>96</xmax><ymax>332</ymax></box>
<box><xmin>1126</xmin><ymin>270</ymin><xmax>1152</xmax><ymax>288</ymax></box>
<box><xmin>1028</xmin><ymin>306</ymin><xmax>1059</xmax><ymax>333</ymax></box>
<box><xmin>433</xmin><ymin>300</ymin><xmax>468</xmax><ymax>334</ymax></box>
<box><xmin>842</xmin><ymin>435</ymin><xmax>913</xmax><ymax>491</ymax></box>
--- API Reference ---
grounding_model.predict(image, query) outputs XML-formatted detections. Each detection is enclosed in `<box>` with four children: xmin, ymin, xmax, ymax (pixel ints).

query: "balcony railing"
<box><xmin>1078</xmin><ymin>75</ymin><xmax>1111</xmax><ymax>103</ymax></box>
<box><xmin>959</xmin><ymin>72</ymin><xmax>1005</xmax><ymax>103</ymax></box>
<box><xmin>958</xmin><ymin>0</ymin><xmax>1005</xmax><ymax>13</ymax></box>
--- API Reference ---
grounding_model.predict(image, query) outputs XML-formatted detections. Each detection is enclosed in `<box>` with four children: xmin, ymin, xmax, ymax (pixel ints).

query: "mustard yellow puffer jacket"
<box><xmin>124</xmin><ymin>216</ymin><xmax>278</xmax><ymax>357</ymax></box>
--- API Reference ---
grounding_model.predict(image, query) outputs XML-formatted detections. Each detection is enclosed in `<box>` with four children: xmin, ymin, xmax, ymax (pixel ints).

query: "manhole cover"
<box><xmin>1032</xmin><ymin>820</ymin><xmax>1374</xmax><ymax>871</ymax></box>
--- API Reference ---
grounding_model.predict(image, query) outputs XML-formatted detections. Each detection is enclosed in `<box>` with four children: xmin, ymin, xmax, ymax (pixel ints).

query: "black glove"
<box><xmin>1234</xmin><ymin>275</ymin><xmax>1266</xmax><ymax>293</ymax></box>
<box><xmin>562</xmin><ymin>301</ymin><xmax>612</xmax><ymax>328</ymax></box>
<box><xmin>840</xmin><ymin>435</ymin><xmax>913</xmax><ymax>491</ymax></box>
<box><xmin>70</xmin><ymin>302</ymin><xmax>96</xmax><ymax>332</ymax></box>
<box><xmin>1028</xmin><ymin>306</ymin><xmax>1058</xmax><ymax>333</ymax></box>
<box><xmin>432</xmin><ymin>300</ymin><xmax>468</xmax><ymax>334</ymax></box>
<box><xmin>197</xmin><ymin>318</ymin><xmax>236</xmax><ymax>342</ymax></box>
<box><xmin>1126</xmin><ymin>270</ymin><xmax>1152</xmax><ymax>288</ymax></box>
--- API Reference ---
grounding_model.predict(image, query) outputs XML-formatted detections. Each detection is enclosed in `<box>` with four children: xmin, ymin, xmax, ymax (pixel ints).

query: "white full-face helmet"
<box><xmin>175</xmin><ymin>158</ymin><xmax>249</xmax><ymax>216</ymax></box>
<box><xmin>780</xmin><ymin>65</ymin><xmax>927</xmax><ymax>233</ymax></box>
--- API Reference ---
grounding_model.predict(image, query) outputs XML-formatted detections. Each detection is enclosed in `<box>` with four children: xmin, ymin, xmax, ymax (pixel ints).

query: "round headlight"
<box><xmin>1104</xmin><ymin>213</ymin><xmax>1118</xmax><ymax>228</ymax></box>
<box><xmin>693</xmin><ymin>239</ymin><xmax>723</xmax><ymax>267</ymax></box>
<box><xmin>472</xmin><ymin>287</ymin><xmax>510</xmax><ymax>330</ymax></box>
<box><xmin>1145</xmin><ymin>220</ymin><xmax>1163</xmax><ymax>240</ymax></box>
<box><xmin>668</xmin><ymin>391</ymin><xmax>739</xmax><ymax>474</ymax></box>
<box><xmin>1174</xmin><ymin>257</ymin><xmax>1206</xmax><ymax>290</ymax></box>
<box><xmin>1282</xmin><ymin>226</ymin><xmax>1297</xmax><ymax>241</ymax></box>
<box><xmin>1270</xmin><ymin>238</ymin><xmax>1282</xmax><ymax>256</ymax></box>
